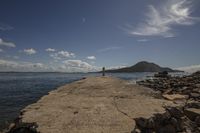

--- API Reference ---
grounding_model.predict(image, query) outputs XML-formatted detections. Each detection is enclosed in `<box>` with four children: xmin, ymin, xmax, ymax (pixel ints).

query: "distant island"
<box><xmin>103</xmin><ymin>61</ymin><xmax>182</xmax><ymax>73</ymax></box>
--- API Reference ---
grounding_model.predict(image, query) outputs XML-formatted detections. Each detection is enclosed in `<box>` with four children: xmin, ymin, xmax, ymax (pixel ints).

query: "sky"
<box><xmin>0</xmin><ymin>0</ymin><xmax>200</xmax><ymax>72</ymax></box>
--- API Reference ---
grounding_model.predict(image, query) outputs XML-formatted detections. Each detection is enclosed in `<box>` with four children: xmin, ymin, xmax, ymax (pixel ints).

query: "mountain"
<box><xmin>104</xmin><ymin>61</ymin><xmax>180</xmax><ymax>73</ymax></box>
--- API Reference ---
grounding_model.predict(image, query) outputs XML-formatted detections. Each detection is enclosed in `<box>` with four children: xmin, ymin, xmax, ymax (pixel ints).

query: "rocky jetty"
<box><xmin>135</xmin><ymin>71</ymin><xmax>200</xmax><ymax>133</ymax></box>
<box><xmin>137</xmin><ymin>71</ymin><xmax>200</xmax><ymax>101</ymax></box>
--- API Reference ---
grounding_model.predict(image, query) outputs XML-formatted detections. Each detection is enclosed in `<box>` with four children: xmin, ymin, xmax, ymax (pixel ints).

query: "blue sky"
<box><xmin>0</xmin><ymin>0</ymin><xmax>200</xmax><ymax>72</ymax></box>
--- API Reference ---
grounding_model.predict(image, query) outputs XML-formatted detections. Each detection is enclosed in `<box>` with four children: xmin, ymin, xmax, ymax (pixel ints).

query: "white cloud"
<box><xmin>106</xmin><ymin>65</ymin><xmax>127</xmax><ymax>70</ymax></box>
<box><xmin>0</xmin><ymin>49</ymin><xmax>3</xmax><ymax>52</ymax></box>
<box><xmin>87</xmin><ymin>56</ymin><xmax>96</xmax><ymax>60</ymax></box>
<box><xmin>61</xmin><ymin>60</ymin><xmax>99</xmax><ymax>72</ymax></box>
<box><xmin>23</xmin><ymin>48</ymin><xmax>37</xmax><ymax>55</ymax></box>
<box><xmin>13</xmin><ymin>56</ymin><xmax>19</xmax><ymax>59</ymax></box>
<box><xmin>45</xmin><ymin>48</ymin><xmax>56</xmax><ymax>52</ymax></box>
<box><xmin>137</xmin><ymin>39</ymin><xmax>148</xmax><ymax>42</ymax></box>
<box><xmin>0</xmin><ymin>59</ymin><xmax>51</xmax><ymax>72</ymax></box>
<box><xmin>0</xmin><ymin>58</ymin><xmax>100</xmax><ymax>72</ymax></box>
<box><xmin>177</xmin><ymin>64</ymin><xmax>200</xmax><ymax>73</ymax></box>
<box><xmin>50</xmin><ymin>50</ymin><xmax>75</xmax><ymax>60</ymax></box>
<box><xmin>4</xmin><ymin>55</ymin><xmax>19</xmax><ymax>59</ymax></box>
<box><xmin>0</xmin><ymin>23</ymin><xmax>13</xmax><ymax>31</ymax></box>
<box><xmin>0</xmin><ymin>38</ymin><xmax>16</xmax><ymax>48</ymax></box>
<box><xmin>130</xmin><ymin>0</ymin><xmax>199</xmax><ymax>37</ymax></box>
<box><xmin>98</xmin><ymin>46</ymin><xmax>121</xmax><ymax>53</ymax></box>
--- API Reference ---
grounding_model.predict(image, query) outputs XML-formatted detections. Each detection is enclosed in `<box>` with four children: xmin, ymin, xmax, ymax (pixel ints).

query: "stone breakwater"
<box><xmin>3</xmin><ymin>74</ymin><xmax>200</xmax><ymax>133</ymax></box>
<box><xmin>4</xmin><ymin>76</ymin><xmax>174</xmax><ymax>133</ymax></box>
<box><xmin>135</xmin><ymin>72</ymin><xmax>200</xmax><ymax>133</ymax></box>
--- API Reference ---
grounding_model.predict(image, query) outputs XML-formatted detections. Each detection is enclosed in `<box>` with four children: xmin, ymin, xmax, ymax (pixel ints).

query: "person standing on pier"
<box><xmin>102</xmin><ymin>67</ymin><xmax>105</xmax><ymax>76</ymax></box>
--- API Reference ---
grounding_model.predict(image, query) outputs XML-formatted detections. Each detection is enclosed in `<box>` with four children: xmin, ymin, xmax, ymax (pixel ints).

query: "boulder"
<box><xmin>162</xmin><ymin>94</ymin><xmax>189</xmax><ymax>101</ymax></box>
<box><xmin>166</xmin><ymin>107</ymin><xmax>184</xmax><ymax>119</ymax></box>
<box><xmin>189</xmin><ymin>93</ymin><xmax>200</xmax><ymax>99</ymax></box>
<box><xmin>184</xmin><ymin>108</ymin><xmax>200</xmax><ymax>121</ymax></box>
<box><xmin>195</xmin><ymin>116</ymin><xmax>200</xmax><ymax>126</ymax></box>
<box><xmin>186</xmin><ymin>101</ymin><xmax>200</xmax><ymax>109</ymax></box>
<box><xmin>157</xmin><ymin>124</ymin><xmax>176</xmax><ymax>133</ymax></box>
<box><xmin>6</xmin><ymin>122</ymin><xmax>38</xmax><ymax>133</ymax></box>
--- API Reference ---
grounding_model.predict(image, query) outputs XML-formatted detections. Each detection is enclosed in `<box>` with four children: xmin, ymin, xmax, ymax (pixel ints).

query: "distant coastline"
<box><xmin>100</xmin><ymin>61</ymin><xmax>183</xmax><ymax>73</ymax></box>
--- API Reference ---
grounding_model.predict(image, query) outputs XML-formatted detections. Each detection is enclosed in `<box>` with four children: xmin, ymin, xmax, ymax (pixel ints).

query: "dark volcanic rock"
<box><xmin>134</xmin><ymin>71</ymin><xmax>200</xmax><ymax>133</ymax></box>
<box><xmin>132</xmin><ymin>106</ymin><xmax>200</xmax><ymax>133</ymax></box>
<box><xmin>6</xmin><ymin>122</ymin><xmax>39</xmax><ymax>133</ymax></box>
<box><xmin>184</xmin><ymin>108</ymin><xmax>200</xmax><ymax>121</ymax></box>
<box><xmin>137</xmin><ymin>71</ymin><xmax>200</xmax><ymax>101</ymax></box>
<box><xmin>5</xmin><ymin>114</ymin><xmax>39</xmax><ymax>133</ymax></box>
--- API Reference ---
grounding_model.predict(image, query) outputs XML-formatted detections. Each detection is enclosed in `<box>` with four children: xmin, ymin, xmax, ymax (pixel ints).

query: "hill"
<box><xmin>104</xmin><ymin>61</ymin><xmax>180</xmax><ymax>73</ymax></box>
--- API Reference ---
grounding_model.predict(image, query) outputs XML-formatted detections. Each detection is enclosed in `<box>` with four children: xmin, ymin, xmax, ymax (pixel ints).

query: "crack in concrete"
<box><xmin>113</xmin><ymin>96</ymin><xmax>134</xmax><ymax>121</ymax></box>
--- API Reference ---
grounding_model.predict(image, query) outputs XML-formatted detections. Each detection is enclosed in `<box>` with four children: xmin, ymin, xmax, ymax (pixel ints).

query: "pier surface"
<box><xmin>21</xmin><ymin>76</ymin><xmax>173</xmax><ymax>133</ymax></box>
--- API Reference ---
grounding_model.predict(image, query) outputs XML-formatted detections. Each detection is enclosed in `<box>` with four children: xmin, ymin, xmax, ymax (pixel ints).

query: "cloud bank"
<box><xmin>177</xmin><ymin>64</ymin><xmax>200</xmax><ymax>73</ymax></box>
<box><xmin>50</xmin><ymin>50</ymin><xmax>75</xmax><ymax>60</ymax></box>
<box><xmin>0</xmin><ymin>59</ymin><xmax>98</xmax><ymax>72</ymax></box>
<box><xmin>98</xmin><ymin>46</ymin><xmax>121</xmax><ymax>53</ymax></box>
<box><xmin>61</xmin><ymin>60</ymin><xmax>99</xmax><ymax>72</ymax></box>
<box><xmin>0</xmin><ymin>59</ymin><xmax>50</xmax><ymax>72</ymax></box>
<box><xmin>131</xmin><ymin>0</ymin><xmax>199</xmax><ymax>37</ymax></box>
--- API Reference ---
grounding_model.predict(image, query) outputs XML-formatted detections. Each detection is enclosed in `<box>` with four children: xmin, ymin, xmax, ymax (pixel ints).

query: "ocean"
<box><xmin>0</xmin><ymin>72</ymin><xmax>165</xmax><ymax>130</ymax></box>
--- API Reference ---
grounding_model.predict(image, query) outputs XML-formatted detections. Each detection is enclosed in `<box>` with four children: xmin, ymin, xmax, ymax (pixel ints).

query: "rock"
<box><xmin>132</xmin><ymin>106</ymin><xmax>200</xmax><ymax>133</ymax></box>
<box><xmin>146</xmin><ymin>118</ymin><xmax>155</xmax><ymax>128</ymax></box>
<box><xmin>163</xmin><ymin>89</ymin><xmax>172</xmax><ymax>94</ymax></box>
<box><xmin>195</xmin><ymin>84</ymin><xmax>200</xmax><ymax>88</ymax></box>
<box><xmin>6</xmin><ymin>122</ymin><xmax>38</xmax><ymax>133</ymax></box>
<box><xmin>184</xmin><ymin>108</ymin><xmax>200</xmax><ymax>121</ymax></box>
<box><xmin>154</xmin><ymin>71</ymin><xmax>169</xmax><ymax>78</ymax></box>
<box><xmin>170</xmin><ymin>117</ymin><xmax>178</xmax><ymax>126</ymax></box>
<box><xmin>186</xmin><ymin>101</ymin><xmax>200</xmax><ymax>109</ymax></box>
<box><xmin>162</xmin><ymin>94</ymin><xmax>189</xmax><ymax>101</ymax></box>
<box><xmin>131</xmin><ymin>128</ymin><xmax>141</xmax><ymax>133</ymax></box>
<box><xmin>134</xmin><ymin>118</ymin><xmax>147</xmax><ymax>128</ymax></box>
<box><xmin>157</xmin><ymin>124</ymin><xmax>176</xmax><ymax>133</ymax></box>
<box><xmin>189</xmin><ymin>93</ymin><xmax>200</xmax><ymax>99</ymax></box>
<box><xmin>166</xmin><ymin>107</ymin><xmax>184</xmax><ymax>119</ymax></box>
<box><xmin>8</xmin><ymin>123</ymin><xmax>15</xmax><ymax>130</ymax></box>
<box><xmin>195</xmin><ymin>116</ymin><xmax>200</xmax><ymax>126</ymax></box>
